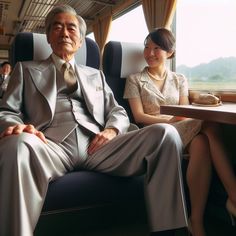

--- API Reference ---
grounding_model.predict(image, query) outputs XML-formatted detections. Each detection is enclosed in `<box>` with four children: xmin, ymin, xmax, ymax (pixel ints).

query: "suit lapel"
<box><xmin>28</xmin><ymin>57</ymin><xmax>57</xmax><ymax>117</ymax></box>
<box><xmin>27</xmin><ymin>60</ymin><xmax>105</xmax><ymax>126</ymax></box>
<box><xmin>75</xmin><ymin>65</ymin><xmax>104</xmax><ymax>125</ymax></box>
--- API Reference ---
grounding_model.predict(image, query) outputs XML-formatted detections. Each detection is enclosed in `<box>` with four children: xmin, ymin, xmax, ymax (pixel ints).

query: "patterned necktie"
<box><xmin>61</xmin><ymin>62</ymin><xmax>77</xmax><ymax>91</ymax></box>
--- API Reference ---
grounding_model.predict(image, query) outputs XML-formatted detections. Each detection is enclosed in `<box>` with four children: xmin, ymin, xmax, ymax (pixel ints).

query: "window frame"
<box><xmin>173</xmin><ymin>3</ymin><xmax>236</xmax><ymax>101</ymax></box>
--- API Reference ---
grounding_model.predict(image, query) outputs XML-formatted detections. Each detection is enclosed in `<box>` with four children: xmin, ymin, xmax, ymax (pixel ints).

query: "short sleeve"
<box><xmin>178</xmin><ymin>74</ymin><xmax>189</xmax><ymax>97</ymax></box>
<box><xmin>123</xmin><ymin>73</ymin><xmax>141</xmax><ymax>99</ymax></box>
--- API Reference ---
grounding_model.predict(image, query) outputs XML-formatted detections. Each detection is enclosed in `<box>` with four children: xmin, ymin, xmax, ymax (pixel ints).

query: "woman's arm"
<box><xmin>128</xmin><ymin>97</ymin><xmax>174</xmax><ymax>126</ymax></box>
<box><xmin>168</xmin><ymin>95</ymin><xmax>190</xmax><ymax>122</ymax></box>
<box><xmin>129</xmin><ymin>95</ymin><xmax>190</xmax><ymax>126</ymax></box>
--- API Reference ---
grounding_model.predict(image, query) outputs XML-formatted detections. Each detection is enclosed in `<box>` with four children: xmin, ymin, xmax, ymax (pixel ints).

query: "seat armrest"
<box><xmin>128</xmin><ymin>123</ymin><xmax>139</xmax><ymax>131</ymax></box>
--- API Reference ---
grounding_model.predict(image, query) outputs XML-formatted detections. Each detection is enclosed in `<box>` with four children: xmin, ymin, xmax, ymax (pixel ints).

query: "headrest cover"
<box><xmin>103</xmin><ymin>41</ymin><xmax>147</xmax><ymax>78</ymax></box>
<box><xmin>120</xmin><ymin>42</ymin><xmax>147</xmax><ymax>78</ymax></box>
<box><xmin>33</xmin><ymin>33</ymin><xmax>87</xmax><ymax>65</ymax></box>
<box><xmin>33</xmin><ymin>33</ymin><xmax>52</xmax><ymax>60</ymax></box>
<box><xmin>11</xmin><ymin>32</ymin><xmax>102</xmax><ymax>68</ymax></box>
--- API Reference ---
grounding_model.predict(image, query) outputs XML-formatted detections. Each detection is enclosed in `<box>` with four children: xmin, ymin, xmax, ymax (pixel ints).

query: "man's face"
<box><xmin>2</xmin><ymin>64</ymin><xmax>11</xmax><ymax>75</ymax></box>
<box><xmin>48</xmin><ymin>12</ymin><xmax>82</xmax><ymax>61</ymax></box>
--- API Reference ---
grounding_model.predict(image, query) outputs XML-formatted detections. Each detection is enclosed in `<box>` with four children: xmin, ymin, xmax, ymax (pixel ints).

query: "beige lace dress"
<box><xmin>123</xmin><ymin>67</ymin><xmax>202</xmax><ymax>148</ymax></box>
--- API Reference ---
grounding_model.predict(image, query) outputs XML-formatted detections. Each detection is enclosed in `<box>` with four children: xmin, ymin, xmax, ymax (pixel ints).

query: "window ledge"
<box><xmin>189</xmin><ymin>90</ymin><xmax>236</xmax><ymax>103</ymax></box>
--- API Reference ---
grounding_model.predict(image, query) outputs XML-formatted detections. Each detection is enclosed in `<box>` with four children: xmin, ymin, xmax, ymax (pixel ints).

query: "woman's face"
<box><xmin>143</xmin><ymin>38</ymin><xmax>172</xmax><ymax>67</ymax></box>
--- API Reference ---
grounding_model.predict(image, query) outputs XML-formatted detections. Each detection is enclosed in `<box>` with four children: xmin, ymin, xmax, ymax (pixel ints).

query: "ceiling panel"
<box><xmin>0</xmin><ymin>0</ymin><xmax>141</xmax><ymax>51</ymax></box>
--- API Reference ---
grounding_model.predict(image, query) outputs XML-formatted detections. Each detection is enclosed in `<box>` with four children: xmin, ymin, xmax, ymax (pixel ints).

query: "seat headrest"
<box><xmin>103</xmin><ymin>41</ymin><xmax>147</xmax><ymax>78</ymax></box>
<box><xmin>10</xmin><ymin>32</ymin><xmax>100</xmax><ymax>69</ymax></box>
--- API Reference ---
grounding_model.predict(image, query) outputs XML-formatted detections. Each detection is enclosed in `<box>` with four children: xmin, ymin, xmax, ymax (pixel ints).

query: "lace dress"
<box><xmin>123</xmin><ymin>67</ymin><xmax>202</xmax><ymax>148</ymax></box>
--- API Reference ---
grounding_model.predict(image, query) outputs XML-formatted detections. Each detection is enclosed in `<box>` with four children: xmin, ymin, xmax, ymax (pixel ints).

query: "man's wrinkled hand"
<box><xmin>87</xmin><ymin>128</ymin><xmax>118</xmax><ymax>155</ymax></box>
<box><xmin>0</xmin><ymin>124</ymin><xmax>47</xmax><ymax>143</ymax></box>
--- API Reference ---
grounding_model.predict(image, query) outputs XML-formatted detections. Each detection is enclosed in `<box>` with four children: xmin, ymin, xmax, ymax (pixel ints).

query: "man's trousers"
<box><xmin>0</xmin><ymin>124</ymin><xmax>188</xmax><ymax>236</ymax></box>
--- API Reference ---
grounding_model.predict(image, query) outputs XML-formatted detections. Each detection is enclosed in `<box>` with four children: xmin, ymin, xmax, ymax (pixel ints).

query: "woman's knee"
<box><xmin>202</xmin><ymin>121</ymin><xmax>221</xmax><ymax>137</ymax></box>
<box><xmin>188</xmin><ymin>134</ymin><xmax>210</xmax><ymax>158</ymax></box>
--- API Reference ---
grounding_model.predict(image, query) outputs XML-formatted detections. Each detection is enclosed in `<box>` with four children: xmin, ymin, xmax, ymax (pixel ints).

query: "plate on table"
<box><xmin>191</xmin><ymin>101</ymin><xmax>222</xmax><ymax>107</ymax></box>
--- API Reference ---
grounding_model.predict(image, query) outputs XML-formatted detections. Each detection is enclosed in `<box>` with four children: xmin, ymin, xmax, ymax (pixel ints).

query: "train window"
<box><xmin>88</xmin><ymin>1</ymin><xmax>236</xmax><ymax>94</ymax></box>
<box><xmin>107</xmin><ymin>6</ymin><xmax>148</xmax><ymax>43</ymax></box>
<box><xmin>176</xmin><ymin>0</ymin><xmax>236</xmax><ymax>92</ymax></box>
<box><xmin>88</xmin><ymin>5</ymin><xmax>148</xmax><ymax>43</ymax></box>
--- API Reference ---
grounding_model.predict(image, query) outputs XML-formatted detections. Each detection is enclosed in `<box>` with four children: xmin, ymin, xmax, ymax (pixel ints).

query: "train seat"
<box><xmin>10</xmin><ymin>32</ymin><xmax>100</xmax><ymax>68</ymax></box>
<box><xmin>10</xmin><ymin>32</ymin><xmax>146</xmax><ymax>235</ymax></box>
<box><xmin>102</xmin><ymin>40</ymin><xmax>147</xmax><ymax>123</ymax></box>
<box><xmin>102</xmin><ymin>40</ymin><xmax>236</xmax><ymax>230</ymax></box>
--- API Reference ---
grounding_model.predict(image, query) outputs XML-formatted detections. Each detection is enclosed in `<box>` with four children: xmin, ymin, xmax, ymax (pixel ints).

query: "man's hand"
<box><xmin>88</xmin><ymin>128</ymin><xmax>118</xmax><ymax>155</ymax></box>
<box><xmin>0</xmin><ymin>124</ymin><xmax>47</xmax><ymax>143</ymax></box>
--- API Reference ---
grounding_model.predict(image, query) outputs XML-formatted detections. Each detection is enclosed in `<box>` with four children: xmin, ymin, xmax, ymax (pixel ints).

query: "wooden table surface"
<box><xmin>160</xmin><ymin>102</ymin><xmax>236</xmax><ymax>125</ymax></box>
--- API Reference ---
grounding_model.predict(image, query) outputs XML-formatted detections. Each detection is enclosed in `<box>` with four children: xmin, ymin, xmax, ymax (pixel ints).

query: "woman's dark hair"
<box><xmin>144</xmin><ymin>28</ymin><xmax>175</xmax><ymax>58</ymax></box>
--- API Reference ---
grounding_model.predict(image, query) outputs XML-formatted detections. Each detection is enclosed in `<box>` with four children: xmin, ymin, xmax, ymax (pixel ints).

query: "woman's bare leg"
<box><xmin>187</xmin><ymin>134</ymin><xmax>212</xmax><ymax>236</ymax></box>
<box><xmin>202</xmin><ymin>122</ymin><xmax>236</xmax><ymax>207</ymax></box>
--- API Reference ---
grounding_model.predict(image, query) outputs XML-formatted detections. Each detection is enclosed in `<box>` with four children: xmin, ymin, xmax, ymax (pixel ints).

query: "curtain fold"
<box><xmin>93</xmin><ymin>14</ymin><xmax>112</xmax><ymax>59</ymax></box>
<box><xmin>142</xmin><ymin>0</ymin><xmax>177</xmax><ymax>31</ymax></box>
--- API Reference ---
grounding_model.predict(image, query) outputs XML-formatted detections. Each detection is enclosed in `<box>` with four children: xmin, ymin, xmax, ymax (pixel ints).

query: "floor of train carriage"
<box><xmin>35</xmin><ymin>215</ymin><xmax>236</xmax><ymax>236</ymax></box>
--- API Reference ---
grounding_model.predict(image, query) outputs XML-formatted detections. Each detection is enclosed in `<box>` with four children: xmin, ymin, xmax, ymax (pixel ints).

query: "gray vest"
<box><xmin>44</xmin><ymin>69</ymin><xmax>102</xmax><ymax>143</ymax></box>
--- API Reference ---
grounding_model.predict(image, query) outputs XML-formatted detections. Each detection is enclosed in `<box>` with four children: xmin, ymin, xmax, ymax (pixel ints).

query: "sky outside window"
<box><xmin>107</xmin><ymin>6</ymin><xmax>148</xmax><ymax>43</ymax></box>
<box><xmin>89</xmin><ymin>2</ymin><xmax>236</xmax><ymax>90</ymax></box>
<box><xmin>176</xmin><ymin>0</ymin><xmax>236</xmax><ymax>67</ymax></box>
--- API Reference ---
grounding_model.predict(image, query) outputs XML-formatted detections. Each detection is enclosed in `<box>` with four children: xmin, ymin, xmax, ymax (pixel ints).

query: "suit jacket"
<box><xmin>0</xmin><ymin>57</ymin><xmax>130</xmax><ymax>141</ymax></box>
<box><xmin>0</xmin><ymin>74</ymin><xmax>10</xmax><ymax>98</ymax></box>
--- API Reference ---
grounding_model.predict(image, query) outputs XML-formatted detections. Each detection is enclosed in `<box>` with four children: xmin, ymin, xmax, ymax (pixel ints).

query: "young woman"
<box><xmin>124</xmin><ymin>28</ymin><xmax>236</xmax><ymax>236</ymax></box>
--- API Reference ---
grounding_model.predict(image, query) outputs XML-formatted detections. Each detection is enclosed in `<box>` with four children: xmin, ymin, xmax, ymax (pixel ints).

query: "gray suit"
<box><xmin>0</xmin><ymin>57</ymin><xmax>187</xmax><ymax>236</ymax></box>
<box><xmin>0</xmin><ymin>74</ymin><xmax>10</xmax><ymax>98</ymax></box>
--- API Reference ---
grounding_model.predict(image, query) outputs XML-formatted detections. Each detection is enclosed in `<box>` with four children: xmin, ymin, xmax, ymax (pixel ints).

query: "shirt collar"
<box><xmin>51</xmin><ymin>53</ymin><xmax>75</xmax><ymax>71</ymax></box>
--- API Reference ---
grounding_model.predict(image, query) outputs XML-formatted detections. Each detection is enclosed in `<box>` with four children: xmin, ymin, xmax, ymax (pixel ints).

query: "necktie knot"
<box><xmin>62</xmin><ymin>62</ymin><xmax>71</xmax><ymax>70</ymax></box>
<box><xmin>61</xmin><ymin>62</ymin><xmax>77</xmax><ymax>92</ymax></box>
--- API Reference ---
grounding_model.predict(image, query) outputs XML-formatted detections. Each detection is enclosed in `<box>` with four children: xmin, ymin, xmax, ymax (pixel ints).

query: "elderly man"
<box><xmin>0</xmin><ymin>5</ymin><xmax>187</xmax><ymax>236</ymax></box>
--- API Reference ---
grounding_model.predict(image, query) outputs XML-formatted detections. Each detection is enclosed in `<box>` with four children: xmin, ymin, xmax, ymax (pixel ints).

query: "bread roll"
<box><xmin>194</xmin><ymin>94</ymin><xmax>220</xmax><ymax>105</ymax></box>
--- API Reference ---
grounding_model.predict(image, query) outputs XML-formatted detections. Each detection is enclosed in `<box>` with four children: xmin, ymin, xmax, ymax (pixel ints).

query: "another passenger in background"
<box><xmin>0</xmin><ymin>61</ymin><xmax>12</xmax><ymax>98</ymax></box>
<box><xmin>124</xmin><ymin>28</ymin><xmax>236</xmax><ymax>236</ymax></box>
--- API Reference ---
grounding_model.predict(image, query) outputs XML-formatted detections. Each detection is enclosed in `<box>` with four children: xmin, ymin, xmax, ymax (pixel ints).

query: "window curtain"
<box><xmin>141</xmin><ymin>0</ymin><xmax>177</xmax><ymax>31</ymax></box>
<box><xmin>93</xmin><ymin>14</ymin><xmax>112</xmax><ymax>60</ymax></box>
